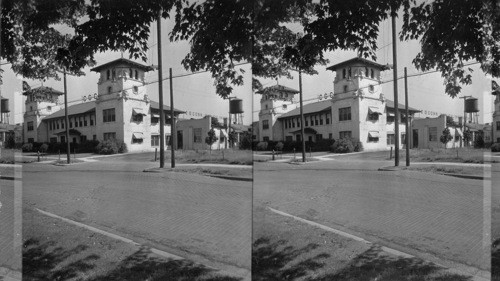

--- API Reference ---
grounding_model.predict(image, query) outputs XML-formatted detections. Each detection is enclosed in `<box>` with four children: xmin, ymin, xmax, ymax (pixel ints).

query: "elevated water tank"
<box><xmin>229</xmin><ymin>99</ymin><xmax>243</xmax><ymax>114</ymax></box>
<box><xmin>464</xmin><ymin>98</ymin><xmax>479</xmax><ymax>113</ymax></box>
<box><xmin>1</xmin><ymin>98</ymin><xmax>9</xmax><ymax>113</ymax></box>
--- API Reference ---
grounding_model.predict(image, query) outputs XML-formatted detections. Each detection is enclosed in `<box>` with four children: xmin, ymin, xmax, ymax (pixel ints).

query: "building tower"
<box><xmin>493</xmin><ymin>81</ymin><xmax>500</xmax><ymax>143</ymax></box>
<box><xmin>90</xmin><ymin>58</ymin><xmax>153</xmax><ymax>151</ymax></box>
<box><xmin>327</xmin><ymin>57</ymin><xmax>390</xmax><ymax>150</ymax></box>
<box><xmin>23</xmin><ymin>86</ymin><xmax>63</xmax><ymax>143</ymax></box>
<box><xmin>256</xmin><ymin>85</ymin><xmax>299</xmax><ymax>141</ymax></box>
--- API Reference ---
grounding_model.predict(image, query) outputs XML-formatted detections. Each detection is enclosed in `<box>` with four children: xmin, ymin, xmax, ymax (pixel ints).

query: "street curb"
<box><xmin>443</xmin><ymin>173</ymin><xmax>486</xmax><ymax>180</ymax></box>
<box><xmin>378</xmin><ymin>166</ymin><xmax>486</xmax><ymax>180</ymax></box>
<box><xmin>0</xmin><ymin>175</ymin><xmax>20</xmax><ymax>181</ymax></box>
<box><xmin>208</xmin><ymin>175</ymin><xmax>253</xmax><ymax>182</ymax></box>
<box><xmin>378</xmin><ymin>166</ymin><xmax>404</xmax><ymax>171</ymax></box>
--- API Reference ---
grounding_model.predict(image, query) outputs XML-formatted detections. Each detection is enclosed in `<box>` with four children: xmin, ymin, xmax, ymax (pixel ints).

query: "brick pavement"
<box><xmin>22</xmin><ymin>161</ymin><xmax>251</xmax><ymax>271</ymax></box>
<box><xmin>0</xmin><ymin>178</ymin><xmax>21</xmax><ymax>272</ymax></box>
<box><xmin>254</xmin><ymin>160</ymin><xmax>487</xmax><ymax>270</ymax></box>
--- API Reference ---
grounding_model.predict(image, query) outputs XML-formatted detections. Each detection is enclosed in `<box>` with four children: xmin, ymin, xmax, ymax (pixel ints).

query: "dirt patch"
<box><xmin>171</xmin><ymin>166</ymin><xmax>252</xmax><ymax>179</ymax></box>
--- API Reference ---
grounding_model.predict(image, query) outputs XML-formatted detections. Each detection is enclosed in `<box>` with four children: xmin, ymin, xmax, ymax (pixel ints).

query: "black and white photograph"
<box><xmin>0</xmin><ymin>0</ymin><xmax>498</xmax><ymax>280</ymax></box>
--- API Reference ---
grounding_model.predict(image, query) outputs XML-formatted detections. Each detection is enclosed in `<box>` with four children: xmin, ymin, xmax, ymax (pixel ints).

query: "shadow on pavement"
<box><xmin>23</xmin><ymin>238</ymin><xmax>98</xmax><ymax>280</ymax></box>
<box><xmin>23</xmin><ymin>238</ymin><xmax>241</xmax><ymax>281</ymax></box>
<box><xmin>252</xmin><ymin>237</ymin><xmax>330</xmax><ymax>280</ymax></box>
<box><xmin>493</xmin><ymin>238</ymin><xmax>500</xmax><ymax>281</ymax></box>
<box><xmin>252</xmin><ymin>237</ymin><xmax>471</xmax><ymax>281</ymax></box>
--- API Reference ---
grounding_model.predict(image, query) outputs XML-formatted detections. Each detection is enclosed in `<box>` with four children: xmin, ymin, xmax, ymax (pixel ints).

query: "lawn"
<box><xmin>408</xmin><ymin>147</ymin><xmax>490</xmax><ymax>164</ymax></box>
<box><xmin>343</xmin><ymin>147</ymin><xmax>489</xmax><ymax>164</ymax></box>
<box><xmin>0</xmin><ymin>148</ymin><xmax>16</xmax><ymax>164</ymax></box>
<box><xmin>168</xmin><ymin>149</ymin><xmax>252</xmax><ymax>165</ymax></box>
<box><xmin>403</xmin><ymin>164</ymin><xmax>485</xmax><ymax>176</ymax></box>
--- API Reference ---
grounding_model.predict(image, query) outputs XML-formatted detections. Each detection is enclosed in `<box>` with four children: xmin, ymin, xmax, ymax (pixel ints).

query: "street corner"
<box><xmin>142</xmin><ymin>167</ymin><xmax>173</xmax><ymax>173</ymax></box>
<box><xmin>378</xmin><ymin>166</ymin><xmax>405</xmax><ymax>171</ymax></box>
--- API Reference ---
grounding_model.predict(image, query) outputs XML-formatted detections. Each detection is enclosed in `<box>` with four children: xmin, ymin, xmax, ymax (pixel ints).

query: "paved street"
<box><xmin>254</xmin><ymin>156</ymin><xmax>488</xmax><ymax>271</ymax></box>
<box><xmin>22</xmin><ymin>156</ymin><xmax>251</xmax><ymax>275</ymax></box>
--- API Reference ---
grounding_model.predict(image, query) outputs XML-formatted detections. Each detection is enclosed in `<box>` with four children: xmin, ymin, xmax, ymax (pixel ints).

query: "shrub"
<box><xmin>474</xmin><ymin>134</ymin><xmax>485</xmax><ymax>148</ymax></box>
<box><xmin>76</xmin><ymin>140</ymin><xmax>100</xmax><ymax>153</ymax></box>
<box><xmin>353</xmin><ymin>140</ymin><xmax>363</xmax><ymax>152</ymax></box>
<box><xmin>40</xmin><ymin>143</ymin><xmax>49</xmax><ymax>153</ymax></box>
<box><xmin>309</xmin><ymin>139</ymin><xmax>335</xmax><ymax>152</ymax></box>
<box><xmin>95</xmin><ymin>140</ymin><xmax>119</xmax><ymax>155</ymax></box>
<box><xmin>275</xmin><ymin>142</ymin><xmax>284</xmax><ymax>151</ymax></box>
<box><xmin>118</xmin><ymin>141</ymin><xmax>127</xmax><ymax>153</ymax></box>
<box><xmin>22</xmin><ymin>143</ymin><xmax>33</xmax><ymax>152</ymax></box>
<box><xmin>256</xmin><ymin>141</ymin><xmax>268</xmax><ymax>151</ymax></box>
<box><xmin>331</xmin><ymin>138</ymin><xmax>356</xmax><ymax>153</ymax></box>
<box><xmin>5</xmin><ymin>135</ymin><xmax>15</xmax><ymax>149</ymax></box>
<box><xmin>238</xmin><ymin>132</ymin><xmax>252</xmax><ymax>150</ymax></box>
<box><xmin>492</xmin><ymin>143</ymin><xmax>500</xmax><ymax>152</ymax></box>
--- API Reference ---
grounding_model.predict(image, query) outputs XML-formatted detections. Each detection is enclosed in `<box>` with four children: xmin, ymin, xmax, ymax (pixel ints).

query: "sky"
<box><xmin>1</xmin><ymin>13</ymin><xmax>252</xmax><ymax>125</ymax></box>
<box><xmin>0</xmin><ymin>10</ymin><xmax>495</xmax><ymax>126</ymax></box>
<box><xmin>253</xmin><ymin>17</ymin><xmax>495</xmax><ymax>125</ymax></box>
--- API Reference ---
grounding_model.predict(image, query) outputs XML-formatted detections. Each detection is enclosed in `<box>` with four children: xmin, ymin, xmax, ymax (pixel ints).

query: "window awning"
<box><xmin>151</xmin><ymin>113</ymin><xmax>160</xmax><ymax>118</ymax></box>
<box><xmin>368</xmin><ymin>106</ymin><xmax>383</xmax><ymax>115</ymax></box>
<box><xmin>368</xmin><ymin>131</ymin><xmax>380</xmax><ymax>138</ymax></box>
<box><xmin>132</xmin><ymin>108</ymin><xmax>147</xmax><ymax>116</ymax></box>
<box><xmin>132</xmin><ymin>132</ymin><xmax>144</xmax><ymax>139</ymax></box>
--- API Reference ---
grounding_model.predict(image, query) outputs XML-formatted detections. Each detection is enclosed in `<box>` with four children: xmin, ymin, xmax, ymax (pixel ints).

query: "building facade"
<box><xmin>493</xmin><ymin>84</ymin><xmax>500</xmax><ymax>143</ymax></box>
<box><xmin>256</xmin><ymin>58</ymin><xmax>420</xmax><ymax>151</ymax></box>
<box><xmin>23</xmin><ymin>58</ymin><xmax>184</xmax><ymax>152</ymax></box>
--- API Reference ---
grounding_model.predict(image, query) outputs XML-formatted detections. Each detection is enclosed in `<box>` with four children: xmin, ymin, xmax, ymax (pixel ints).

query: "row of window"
<box><xmin>342</xmin><ymin>67</ymin><xmax>375</xmax><ymax>80</ymax></box>
<box><xmin>106</xmin><ymin>68</ymin><xmax>140</xmax><ymax>81</ymax></box>
<box><xmin>283</xmin><ymin>113</ymin><xmax>332</xmax><ymax>130</ymax></box>
<box><xmin>48</xmin><ymin>115</ymin><xmax>96</xmax><ymax>131</ymax></box>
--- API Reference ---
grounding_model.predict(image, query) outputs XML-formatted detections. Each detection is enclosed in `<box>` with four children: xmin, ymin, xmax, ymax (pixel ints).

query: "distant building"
<box><xmin>23</xmin><ymin>58</ymin><xmax>184</xmax><ymax>152</ymax></box>
<box><xmin>256</xmin><ymin>57</ymin><xmax>420</xmax><ymax>151</ymax></box>
<box><xmin>493</xmin><ymin>81</ymin><xmax>500</xmax><ymax>143</ymax></box>
<box><xmin>177</xmin><ymin>115</ymin><xmax>228</xmax><ymax>150</ymax></box>
<box><xmin>411</xmin><ymin>115</ymin><xmax>463</xmax><ymax>149</ymax></box>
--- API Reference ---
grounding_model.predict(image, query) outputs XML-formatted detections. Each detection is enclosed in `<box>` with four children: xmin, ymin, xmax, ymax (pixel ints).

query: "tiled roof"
<box><xmin>385</xmin><ymin>100</ymin><xmax>420</xmax><ymax>112</ymax></box>
<box><xmin>326</xmin><ymin>57</ymin><xmax>389</xmax><ymax>72</ymax></box>
<box><xmin>43</xmin><ymin>100</ymin><xmax>185</xmax><ymax>121</ymax></box>
<box><xmin>44</xmin><ymin>102</ymin><xmax>96</xmax><ymax>120</ymax></box>
<box><xmin>278</xmin><ymin>99</ymin><xmax>420</xmax><ymax>119</ymax></box>
<box><xmin>90</xmin><ymin>58</ymin><xmax>154</xmax><ymax>72</ymax></box>
<box><xmin>256</xmin><ymin>84</ymin><xmax>299</xmax><ymax>94</ymax></box>
<box><xmin>278</xmin><ymin>100</ymin><xmax>331</xmax><ymax>119</ymax></box>
<box><xmin>149</xmin><ymin>101</ymin><xmax>185</xmax><ymax>114</ymax></box>
<box><xmin>22</xmin><ymin>86</ymin><xmax>64</xmax><ymax>96</ymax></box>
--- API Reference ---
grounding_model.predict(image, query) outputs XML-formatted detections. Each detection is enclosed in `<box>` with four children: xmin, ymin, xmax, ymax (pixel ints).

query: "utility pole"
<box><xmin>404</xmin><ymin>67</ymin><xmax>410</xmax><ymax>166</ymax></box>
<box><xmin>157</xmin><ymin>10</ymin><xmax>165</xmax><ymax>168</ymax></box>
<box><xmin>169</xmin><ymin>68</ymin><xmax>176</xmax><ymax>168</ymax></box>
<box><xmin>63</xmin><ymin>71</ymin><xmax>70</xmax><ymax>164</ymax></box>
<box><xmin>391</xmin><ymin>9</ymin><xmax>400</xmax><ymax>166</ymax></box>
<box><xmin>299</xmin><ymin>70</ymin><xmax>306</xmax><ymax>162</ymax></box>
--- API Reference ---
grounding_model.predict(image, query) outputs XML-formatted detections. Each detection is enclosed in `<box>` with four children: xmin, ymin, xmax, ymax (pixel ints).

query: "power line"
<box><xmin>252</xmin><ymin>61</ymin><xmax>482</xmax><ymax>114</ymax></box>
